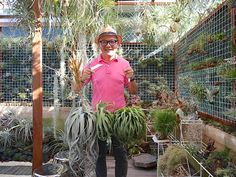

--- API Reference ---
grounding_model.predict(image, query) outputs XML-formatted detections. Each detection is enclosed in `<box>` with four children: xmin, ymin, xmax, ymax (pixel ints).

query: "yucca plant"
<box><xmin>113</xmin><ymin>107</ymin><xmax>146</xmax><ymax>144</ymax></box>
<box><xmin>64</xmin><ymin>102</ymin><xmax>97</xmax><ymax>176</ymax></box>
<box><xmin>95</xmin><ymin>103</ymin><xmax>114</xmax><ymax>141</ymax></box>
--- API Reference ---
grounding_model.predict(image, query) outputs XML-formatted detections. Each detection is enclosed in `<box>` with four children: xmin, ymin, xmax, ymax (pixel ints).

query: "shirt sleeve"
<box><xmin>124</xmin><ymin>62</ymin><xmax>131</xmax><ymax>86</ymax></box>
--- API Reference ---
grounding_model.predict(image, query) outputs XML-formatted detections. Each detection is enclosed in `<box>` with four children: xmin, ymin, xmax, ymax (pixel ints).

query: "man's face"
<box><xmin>99</xmin><ymin>35</ymin><xmax>119</xmax><ymax>57</ymax></box>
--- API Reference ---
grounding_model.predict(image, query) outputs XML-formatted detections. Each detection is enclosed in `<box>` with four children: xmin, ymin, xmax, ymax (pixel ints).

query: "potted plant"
<box><xmin>151</xmin><ymin>108</ymin><xmax>177</xmax><ymax>139</ymax></box>
<box><xmin>158</xmin><ymin>145</ymin><xmax>188</xmax><ymax>176</ymax></box>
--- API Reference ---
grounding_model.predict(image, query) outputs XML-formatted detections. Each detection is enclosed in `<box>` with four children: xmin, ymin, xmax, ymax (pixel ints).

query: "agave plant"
<box><xmin>64</xmin><ymin>102</ymin><xmax>97</xmax><ymax>176</ymax></box>
<box><xmin>113</xmin><ymin>107</ymin><xmax>146</xmax><ymax>144</ymax></box>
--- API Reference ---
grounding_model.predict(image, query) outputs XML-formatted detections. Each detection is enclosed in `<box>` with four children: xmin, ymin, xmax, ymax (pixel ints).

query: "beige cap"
<box><xmin>95</xmin><ymin>25</ymin><xmax>122</xmax><ymax>44</ymax></box>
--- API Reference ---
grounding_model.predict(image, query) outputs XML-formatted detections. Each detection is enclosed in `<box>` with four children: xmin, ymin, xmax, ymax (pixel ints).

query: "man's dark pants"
<box><xmin>96</xmin><ymin>136</ymin><xmax>128</xmax><ymax>177</ymax></box>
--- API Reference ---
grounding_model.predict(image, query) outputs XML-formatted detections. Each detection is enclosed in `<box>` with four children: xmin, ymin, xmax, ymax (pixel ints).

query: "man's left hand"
<box><xmin>124</xmin><ymin>67</ymin><xmax>134</xmax><ymax>78</ymax></box>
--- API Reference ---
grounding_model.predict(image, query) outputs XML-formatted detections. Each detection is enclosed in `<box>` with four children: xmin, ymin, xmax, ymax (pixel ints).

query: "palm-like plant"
<box><xmin>151</xmin><ymin>108</ymin><xmax>177</xmax><ymax>139</ymax></box>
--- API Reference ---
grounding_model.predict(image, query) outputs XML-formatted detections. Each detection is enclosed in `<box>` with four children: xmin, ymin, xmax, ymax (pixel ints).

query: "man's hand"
<box><xmin>81</xmin><ymin>68</ymin><xmax>93</xmax><ymax>82</ymax></box>
<box><xmin>124</xmin><ymin>67</ymin><xmax>134</xmax><ymax>79</ymax></box>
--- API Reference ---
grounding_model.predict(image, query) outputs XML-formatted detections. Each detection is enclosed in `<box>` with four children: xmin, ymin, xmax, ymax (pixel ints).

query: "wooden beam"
<box><xmin>0</xmin><ymin>27</ymin><xmax>2</xmax><ymax>100</ymax></box>
<box><xmin>32</xmin><ymin>0</ymin><xmax>43</xmax><ymax>172</ymax></box>
<box><xmin>199</xmin><ymin>111</ymin><xmax>236</xmax><ymax>127</ymax></box>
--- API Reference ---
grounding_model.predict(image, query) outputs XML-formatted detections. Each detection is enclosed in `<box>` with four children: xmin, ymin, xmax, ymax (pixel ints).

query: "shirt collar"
<box><xmin>98</xmin><ymin>54</ymin><xmax>119</xmax><ymax>63</ymax></box>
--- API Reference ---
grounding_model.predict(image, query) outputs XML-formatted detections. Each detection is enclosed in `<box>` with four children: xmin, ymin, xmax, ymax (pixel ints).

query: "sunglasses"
<box><xmin>99</xmin><ymin>40</ymin><xmax>118</xmax><ymax>46</ymax></box>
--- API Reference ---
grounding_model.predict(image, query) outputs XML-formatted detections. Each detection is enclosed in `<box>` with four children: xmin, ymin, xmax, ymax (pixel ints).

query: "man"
<box><xmin>76</xmin><ymin>25</ymin><xmax>137</xmax><ymax>177</ymax></box>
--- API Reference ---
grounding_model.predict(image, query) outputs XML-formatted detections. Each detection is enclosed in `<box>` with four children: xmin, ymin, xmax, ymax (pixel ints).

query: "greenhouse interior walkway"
<box><xmin>0</xmin><ymin>156</ymin><xmax>157</xmax><ymax>177</ymax></box>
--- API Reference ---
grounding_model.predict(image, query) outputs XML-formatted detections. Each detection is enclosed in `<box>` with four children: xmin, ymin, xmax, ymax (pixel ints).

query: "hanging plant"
<box><xmin>222</xmin><ymin>68</ymin><xmax>236</xmax><ymax>79</ymax></box>
<box><xmin>189</xmin><ymin>82</ymin><xmax>206</xmax><ymax>101</ymax></box>
<box><xmin>187</xmin><ymin>34</ymin><xmax>207</xmax><ymax>55</ymax></box>
<box><xmin>207</xmin><ymin>34</ymin><xmax>214</xmax><ymax>43</ymax></box>
<box><xmin>95</xmin><ymin>103</ymin><xmax>114</xmax><ymax>141</ymax></box>
<box><xmin>113</xmin><ymin>107</ymin><xmax>146</xmax><ymax>144</ymax></box>
<box><xmin>226</xmin><ymin>92</ymin><xmax>236</xmax><ymax>102</ymax></box>
<box><xmin>68</xmin><ymin>56</ymin><xmax>83</xmax><ymax>87</ymax></box>
<box><xmin>214</xmin><ymin>32</ymin><xmax>228</xmax><ymax>41</ymax></box>
<box><xmin>217</xmin><ymin>61</ymin><xmax>236</xmax><ymax>79</ymax></box>
<box><xmin>64</xmin><ymin>104</ymin><xmax>97</xmax><ymax>176</ymax></box>
<box><xmin>232</xmin><ymin>28</ymin><xmax>236</xmax><ymax>56</ymax></box>
<box><xmin>170</xmin><ymin>21</ymin><xmax>181</xmax><ymax>33</ymax></box>
<box><xmin>189</xmin><ymin>57</ymin><xmax>222</xmax><ymax>71</ymax></box>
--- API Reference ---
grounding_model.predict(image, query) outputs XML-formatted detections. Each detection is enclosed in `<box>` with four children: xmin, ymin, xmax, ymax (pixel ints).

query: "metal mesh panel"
<box><xmin>122</xmin><ymin>43</ymin><xmax>175</xmax><ymax>102</ymax></box>
<box><xmin>175</xmin><ymin>1</ymin><xmax>236</xmax><ymax>123</ymax></box>
<box><xmin>1</xmin><ymin>42</ymin><xmax>32</xmax><ymax>105</ymax></box>
<box><xmin>0</xmin><ymin>31</ymin><xmax>175</xmax><ymax>107</ymax></box>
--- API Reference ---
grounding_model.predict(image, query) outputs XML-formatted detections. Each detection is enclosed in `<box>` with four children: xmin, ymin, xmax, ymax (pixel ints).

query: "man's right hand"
<box><xmin>81</xmin><ymin>68</ymin><xmax>93</xmax><ymax>82</ymax></box>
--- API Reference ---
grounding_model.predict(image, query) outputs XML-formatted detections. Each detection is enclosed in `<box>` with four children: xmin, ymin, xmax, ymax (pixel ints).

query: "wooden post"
<box><xmin>32</xmin><ymin>0</ymin><xmax>43</xmax><ymax>172</ymax></box>
<box><xmin>0</xmin><ymin>27</ymin><xmax>3</xmax><ymax>101</ymax></box>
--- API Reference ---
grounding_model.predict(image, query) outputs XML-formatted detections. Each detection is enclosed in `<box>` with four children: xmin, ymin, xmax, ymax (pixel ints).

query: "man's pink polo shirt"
<box><xmin>83</xmin><ymin>55</ymin><xmax>131</xmax><ymax>112</ymax></box>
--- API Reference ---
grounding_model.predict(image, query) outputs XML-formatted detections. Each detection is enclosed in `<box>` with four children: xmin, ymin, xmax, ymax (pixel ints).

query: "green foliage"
<box><xmin>178</xmin><ymin>76</ymin><xmax>192</xmax><ymax>88</ymax></box>
<box><xmin>0</xmin><ymin>36</ymin><xmax>30</xmax><ymax>50</ymax></box>
<box><xmin>146</xmin><ymin>76</ymin><xmax>170</xmax><ymax>96</ymax></box>
<box><xmin>187</xmin><ymin>34</ymin><xmax>206</xmax><ymax>55</ymax></box>
<box><xmin>207</xmin><ymin>34</ymin><xmax>214</xmax><ymax>43</ymax></box>
<box><xmin>0</xmin><ymin>130</ymin><xmax>14</xmax><ymax>149</ymax></box>
<box><xmin>224</xmin><ymin>108</ymin><xmax>236</xmax><ymax>118</ymax></box>
<box><xmin>181</xmin><ymin>99</ymin><xmax>198</xmax><ymax>115</ymax></box>
<box><xmin>223</xmin><ymin>68</ymin><xmax>236</xmax><ymax>79</ymax></box>
<box><xmin>232</xmin><ymin>27</ymin><xmax>236</xmax><ymax>55</ymax></box>
<box><xmin>151</xmin><ymin>108</ymin><xmax>177</xmax><ymax>138</ymax></box>
<box><xmin>46</xmin><ymin>129</ymin><xmax>68</xmax><ymax>156</ymax></box>
<box><xmin>138</xmin><ymin>58</ymin><xmax>163</xmax><ymax>69</ymax></box>
<box><xmin>214</xmin><ymin>32</ymin><xmax>227</xmax><ymax>41</ymax></box>
<box><xmin>0</xmin><ymin>111</ymin><xmax>33</xmax><ymax>150</ymax></box>
<box><xmin>216</xmin><ymin>167</ymin><xmax>236</xmax><ymax>177</ymax></box>
<box><xmin>217</xmin><ymin>62</ymin><xmax>236</xmax><ymax>79</ymax></box>
<box><xmin>189</xmin><ymin>82</ymin><xmax>206</xmax><ymax>101</ymax></box>
<box><xmin>205</xmin><ymin>148</ymin><xmax>232</xmax><ymax>169</ymax></box>
<box><xmin>113</xmin><ymin>107</ymin><xmax>146</xmax><ymax>144</ymax></box>
<box><xmin>189</xmin><ymin>57</ymin><xmax>222</xmax><ymax>71</ymax></box>
<box><xmin>64</xmin><ymin>104</ymin><xmax>97</xmax><ymax>176</ymax></box>
<box><xmin>158</xmin><ymin>145</ymin><xmax>188</xmax><ymax>176</ymax></box>
<box><xmin>95</xmin><ymin>103</ymin><xmax>114</xmax><ymax>141</ymax></box>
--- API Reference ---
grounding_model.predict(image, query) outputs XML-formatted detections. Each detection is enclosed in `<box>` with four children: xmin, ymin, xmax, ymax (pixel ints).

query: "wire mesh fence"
<box><xmin>0</xmin><ymin>28</ymin><xmax>175</xmax><ymax>107</ymax></box>
<box><xmin>0</xmin><ymin>0</ymin><xmax>235</xmax><ymax>124</ymax></box>
<box><xmin>175</xmin><ymin>0</ymin><xmax>236</xmax><ymax>124</ymax></box>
